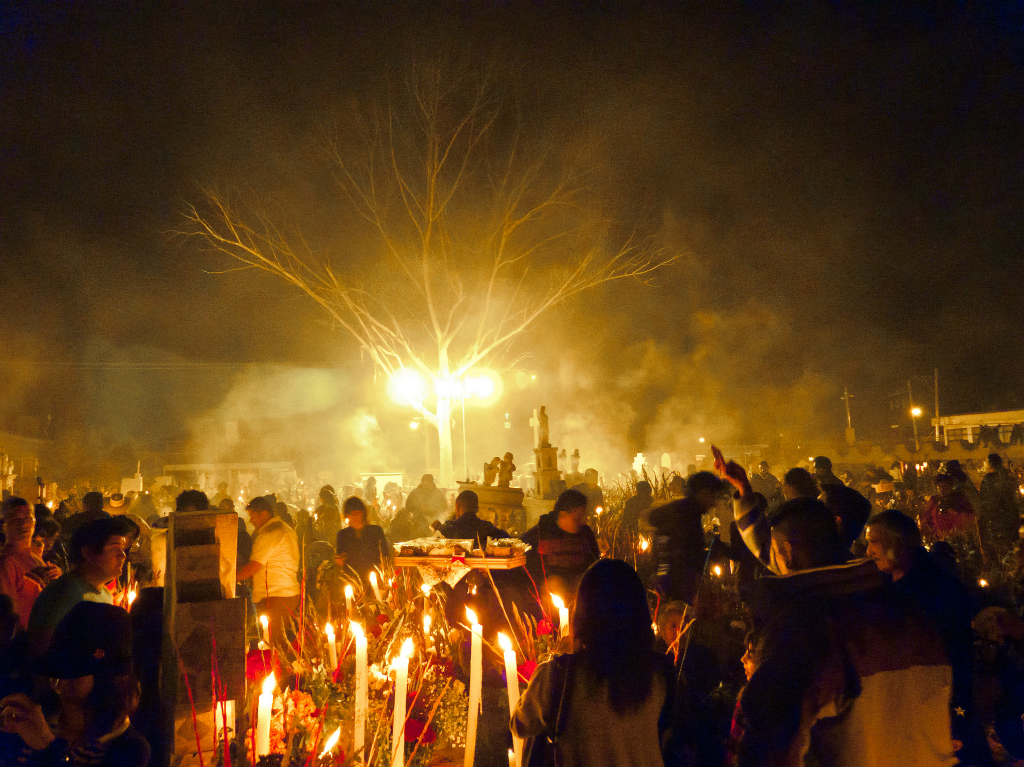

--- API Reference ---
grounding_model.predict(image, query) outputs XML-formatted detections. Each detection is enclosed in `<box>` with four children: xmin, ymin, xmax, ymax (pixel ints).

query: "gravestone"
<box><xmin>160</xmin><ymin>510</ymin><xmax>246</xmax><ymax>766</ymax></box>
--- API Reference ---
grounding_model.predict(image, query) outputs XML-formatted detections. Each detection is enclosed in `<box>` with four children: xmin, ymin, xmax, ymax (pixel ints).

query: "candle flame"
<box><xmin>349</xmin><ymin>621</ymin><xmax>364</xmax><ymax>640</ymax></box>
<box><xmin>400</xmin><ymin>637</ymin><xmax>414</xmax><ymax>658</ymax></box>
<box><xmin>325</xmin><ymin>622</ymin><xmax>335</xmax><ymax>638</ymax></box>
<box><xmin>712</xmin><ymin>564</ymin><xmax>723</xmax><ymax>577</ymax></box>
<box><xmin>550</xmin><ymin>593</ymin><xmax>565</xmax><ymax>610</ymax></box>
<box><xmin>319</xmin><ymin>726</ymin><xmax>341</xmax><ymax>758</ymax></box>
<box><xmin>369</xmin><ymin>571</ymin><xmax>378</xmax><ymax>587</ymax></box>
<box><xmin>423</xmin><ymin>614</ymin><xmax>432</xmax><ymax>634</ymax></box>
<box><xmin>127</xmin><ymin>588</ymin><xmax>137</xmax><ymax>607</ymax></box>
<box><xmin>259</xmin><ymin>614</ymin><xmax>269</xmax><ymax>629</ymax></box>
<box><xmin>344</xmin><ymin>583</ymin><xmax>354</xmax><ymax>599</ymax></box>
<box><xmin>595</xmin><ymin>505</ymin><xmax>604</xmax><ymax>516</ymax></box>
<box><xmin>261</xmin><ymin>672</ymin><xmax>276</xmax><ymax>696</ymax></box>
<box><xmin>497</xmin><ymin>632</ymin><xmax>513</xmax><ymax>653</ymax></box>
<box><xmin>465</xmin><ymin>606</ymin><xmax>479</xmax><ymax>626</ymax></box>
<box><xmin>638</xmin><ymin>536</ymin><xmax>650</xmax><ymax>552</ymax></box>
<box><xmin>979</xmin><ymin>578</ymin><xmax>990</xmax><ymax>588</ymax></box>
<box><xmin>420</xmin><ymin>583</ymin><xmax>431</xmax><ymax>596</ymax></box>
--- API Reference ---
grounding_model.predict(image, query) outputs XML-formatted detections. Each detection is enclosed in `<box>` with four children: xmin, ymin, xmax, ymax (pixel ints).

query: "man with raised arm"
<box><xmin>713</xmin><ymin>445</ymin><xmax>955</xmax><ymax>766</ymax></box>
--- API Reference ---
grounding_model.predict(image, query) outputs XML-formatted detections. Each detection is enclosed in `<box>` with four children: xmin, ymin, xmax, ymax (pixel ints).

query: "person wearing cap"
<box><xmin>812</xmin><ymin>455</ymin><xmax>844</xmax><ymax>489</ymax></box>
<box><xmin>648</xmin><ymin>471</ymin><xmax>724</xmax><ymax>603</ymax></box>
<box><xmin>0</xmin><ymin>497</ymin><xmax>61</xmax><ymax>631</ymax></box>
<box><xmin>27</xmin><ymin>517</ymin><xmax>129</xmax><ymax>656</ymax></box>
<box><xmin>237</xmin><ymin>496</ymin><xmax>300</xmax><ymax>650</ymax></box>
<box><xmin>107</xmin><ymin>493</ymin><xmax>151</xmax><ymax>585</ymax></box>
<box><xmin>0</xmin><ymin>601</ymin><xmax>149</xmax><ymax>766</ymax></box>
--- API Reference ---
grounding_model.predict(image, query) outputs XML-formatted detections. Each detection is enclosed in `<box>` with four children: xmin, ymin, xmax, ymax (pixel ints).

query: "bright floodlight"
<box><xmin>434</xmin><ymin>377</ymin><xmax>464</xmax><ymax>399</ymax></box>
<box><xmin>462</xmin><ymin>369</ymin><xmax>503</xmax><ymax>404</ymax></box>
<box><xmin>910</xmin><ymin>406</ymin><xmax>922</xmax><ymax>417</ymax></box>
<box><xmin>388</xmin><ymin>368</ymin><xmax>427</xmax><ymax>406</ymax></box>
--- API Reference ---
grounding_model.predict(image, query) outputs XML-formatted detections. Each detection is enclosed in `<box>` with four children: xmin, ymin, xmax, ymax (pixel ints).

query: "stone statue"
<box><xmin>498</xmin><ymin>452</ymin><xmax>516</xmax><ymax>488</ymax></box>
<box><xmin>570</xmin><ymin>449</ymin><xmax>581</xmax><ymax>474</ymax></box>
<box><xmin>483</xmin><ymin>457</ymin><xmax>501</xmax><ymax>487</ymax></box>
<box><xmin>558</xmin><ymin>449</ymin><xmax>567</xmax><ymax>473</ymax></box>
<box><xmin>538</xmin><ymin>405</ymin><xmax>550</xmax><ymax>447</ymax></box>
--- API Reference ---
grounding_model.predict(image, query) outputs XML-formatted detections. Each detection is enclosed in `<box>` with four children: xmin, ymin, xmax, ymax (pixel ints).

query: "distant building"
<box><xmin>931</xmin><ymin>409</ymin><xmax>1024</xmax><ymax>445</ymax></box>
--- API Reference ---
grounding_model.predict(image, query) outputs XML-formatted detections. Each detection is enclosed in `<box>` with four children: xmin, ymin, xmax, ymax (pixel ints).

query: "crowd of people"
<box><xmin>0</xmin><ymin>449</ymin><xmax>1022</xmax><ymax>765</ymax></box>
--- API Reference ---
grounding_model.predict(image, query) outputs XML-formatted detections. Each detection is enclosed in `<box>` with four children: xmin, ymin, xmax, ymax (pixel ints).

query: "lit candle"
<box><xmin>344</xmin><ymin>583</ymin><xmax>354</xmax><ymax>614</ymax></box>
<box><xmin>319</xmin><ymin>726</ymin><xmax>341</xmax><ymax>759</ymax></box>
<box><xmin>324</xmin><ymin>622</ymin><xmax>338</xmax><ymax>671</ymax></box>
<box><xmin>550</xmin><ymin>594</ymin><xmax>569</xmax><ymax>640</ymax></box>
<box><xmin>498</xmin><ymin>633</ymin><xmax>522</xmax><ymax>767</ymax></box>
<box><xmin>465</xmin><ymin>608</ymin><xmax>482</xmax><ymax>767</ymax></box>
<box><xmin>392</xmin><ymin>638</ymin><xmax>414</xmax><ymax>767</ymax></box>
<box><xmin>350</xmin><ymin>621</ymin><xmax>368</xmax><ymax>762</ymax></box>
<box><xmin>255</xmin><ymin>672</ymin><xmax>275</xmax><ymax>758</ymax></box>
<box><xmin>259</xmin><ymin>613</ymin><xmax>270</xmax><ymax>645</ymax></box>
<box><xmin>369</xmin><ymin>571</ymin><xmax>383</xmax><ymax>602</ymax></box>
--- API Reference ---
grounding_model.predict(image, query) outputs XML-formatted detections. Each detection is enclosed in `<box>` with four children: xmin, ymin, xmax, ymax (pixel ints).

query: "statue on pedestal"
<box><xmin>530</xmin><ymin>406</ymin><xmax>551</xmax><ymax>449</ymax></box>
<box><xmin>483</xmin><ymin>457</ymin><xmax>501</xmax><ymax>487</ymax></box>
<box><xmin>498</xmin><ymin>452</ymin><xmax>516</xmax><ymax>488</ymax></box>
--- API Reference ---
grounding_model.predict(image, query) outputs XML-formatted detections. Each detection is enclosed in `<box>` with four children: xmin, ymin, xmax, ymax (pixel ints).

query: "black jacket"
<box><xmin>438</xmin><ymin>512</ymin><xmax>508</xmax><ymax>543</ymax></box>
<box><xmin>336</xmin><ymin>525</ymin><xmax>390</xmax><ymax>580</ymax></box>
<box><xmin>521</xmin><ymin>511</ymin><xmax>599</xmax><ymax>587</ymax></box>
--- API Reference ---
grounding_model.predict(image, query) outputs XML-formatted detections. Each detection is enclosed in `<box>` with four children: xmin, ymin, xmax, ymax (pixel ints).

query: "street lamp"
<box><xmin>910</xmin><ymin>406</ymin><xmax>922</xmax><ymax>452</ymax></box>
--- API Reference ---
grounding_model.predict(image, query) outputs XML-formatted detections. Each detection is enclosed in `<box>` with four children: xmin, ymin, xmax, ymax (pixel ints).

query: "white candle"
<box><xmin>498</xmin><ymin>633</ymin><xmax>522</xmax><ymax>767</ymax></box>
<box><xmin>465</xmin><ymin>608</ymin><xmax>482</xmax><ymax>767</ymax></box>
<box><xmin>550</xmin><ymin>594</ymin><xmax>569</xmax><ymax>640</ymax></box>
<box><xmin>319</xmin><ymin>726</ymin><xmax>341</xmax><ymax>759</ymax></box>
<box><xmin>259</xmin><ymin>613</ymin><xmax>270</xmax><ymax>646</ymax></box>
<box><xmin>255</xmin><ymin>672</ymin><xmax>275</xmax><ymax>758</ymax></box>
<box><xmin>324</xmin><ymin>622</ymin><xmax>338</xmax><ymax>671</ymax></box>
<box><xmin>369</xmin><ymin>571</ymin><xmax>383</xmax><ymax>602</ymax></box>
<box><xmin>350</xmin><ymin>621</ymin><xmax>368</xmax><ymax>762</ymax></box>
<box><xmin>392</xmin><ymin>637</ymin><xmax>414</xmax><ymax>767</ymax></box>
<box><xmin>344</xmin><ymin>583</ymin><xmax>354</xmax><ymax>615</ymax></box>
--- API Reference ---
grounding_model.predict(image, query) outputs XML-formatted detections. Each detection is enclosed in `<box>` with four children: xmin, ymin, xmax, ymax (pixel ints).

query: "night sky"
<box><xmin>2</xmin><ymin>2</ymin><xmax>1023</xmax><ymax>477</ymax></box>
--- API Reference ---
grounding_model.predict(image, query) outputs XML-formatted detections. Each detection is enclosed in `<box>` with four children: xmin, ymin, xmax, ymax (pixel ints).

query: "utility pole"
<box><xmin>841</xmin><ymin>386</ymin><xmax>856</xmax><ymax>445</ymax></box>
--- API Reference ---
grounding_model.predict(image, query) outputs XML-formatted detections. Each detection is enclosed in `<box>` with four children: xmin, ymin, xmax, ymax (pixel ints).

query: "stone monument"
<box><xmin>531</xmin><ymin>405</ymin><xmax>562</xmax><ymax>500</ymax></box>
<box><xmin>160</xmin><ymin>510</ymin><xmax>246</xmax><ymax>766</ymax></box>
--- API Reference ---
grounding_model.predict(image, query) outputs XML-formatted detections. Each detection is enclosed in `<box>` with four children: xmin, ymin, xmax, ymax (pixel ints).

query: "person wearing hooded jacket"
<box><xmin>521</xmin><ymin>489</ymin><xmax>599</xmax><ymax>595</ymax></box>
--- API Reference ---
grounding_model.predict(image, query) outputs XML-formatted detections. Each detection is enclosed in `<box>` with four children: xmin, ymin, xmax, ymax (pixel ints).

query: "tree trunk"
<box><xmin>436</xmin><ymin>395</ymin><xmax>454</xmax><ymax>490</ymax></box>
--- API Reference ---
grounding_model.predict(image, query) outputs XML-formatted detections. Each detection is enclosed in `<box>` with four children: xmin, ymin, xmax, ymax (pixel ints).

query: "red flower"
<box><xmin>537</xmin><ymin>617</ymin><xmax>554</xmax><ymax>636</ymax></box>
<box><xmin>245</xmin><ymin>648</ymin><xmax>274</xmax><ymax>681</ymax></box>
<box><xmin>517</xmin><ymin>660</ymin><xmax>538</xmax><ymax>683</ymax></box>
<box><xmin>404</xmin><ymin>718</ymin><xmax>437</xmax><ymax>744</ymax></box>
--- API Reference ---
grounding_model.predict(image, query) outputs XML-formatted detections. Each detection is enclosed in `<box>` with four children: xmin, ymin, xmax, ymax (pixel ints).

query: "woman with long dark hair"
<box><xmin>512</xmin><ymin>558</ymin><xmax>671</xmax><ymax>766</ymax></box>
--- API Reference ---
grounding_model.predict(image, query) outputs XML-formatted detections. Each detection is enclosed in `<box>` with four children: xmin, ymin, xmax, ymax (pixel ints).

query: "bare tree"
<box><xmin>183</xmin><ymin>63</ymin><xmax>676</xmax><ymax>488</ymax></box>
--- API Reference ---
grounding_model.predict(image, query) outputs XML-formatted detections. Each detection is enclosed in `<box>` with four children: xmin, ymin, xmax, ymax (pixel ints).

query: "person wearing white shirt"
<box><xmin>238</xmin><ymin>496</ymin><xmax>299</xmax><ymax>651</ymax></box>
